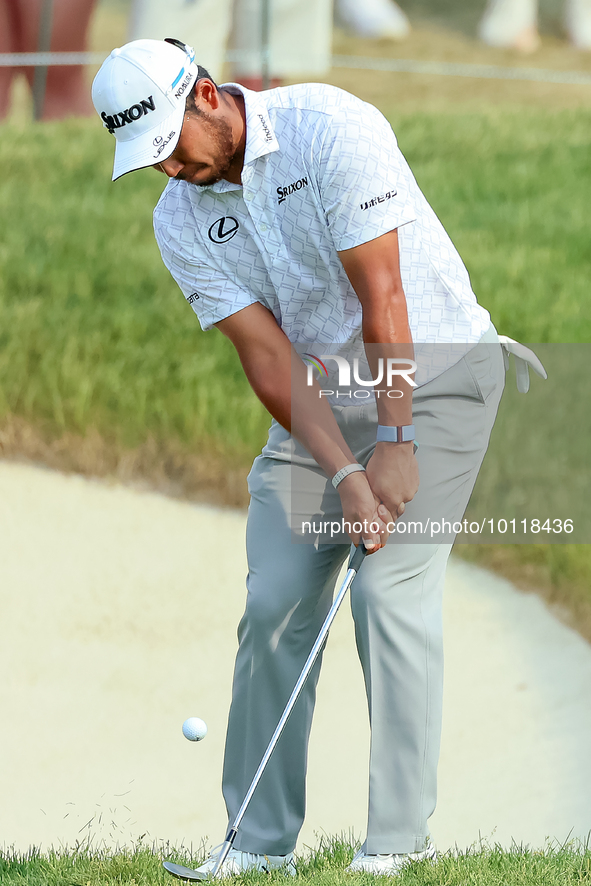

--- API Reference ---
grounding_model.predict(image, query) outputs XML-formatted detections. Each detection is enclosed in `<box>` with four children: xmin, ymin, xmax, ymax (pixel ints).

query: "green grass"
<box><xmin>463</xmin><ymin>345</ymin><xmax>591</xmax><ymax>540</ymax></box>
<box><xmin>0</xmin><ymin>120</ymin><xmax>266</xmax><ymax>462</ymax></box>
<box><xmin>2</xmin><ymin>835</ymin><xmax>591</xmax><ymax>885</ymax></box>
<box><xmin>0</xmin><ymin>107</ymin><xmax>590</xmax><ymax>625</ymax></box>
<box><xmin>1</xmin><ymin>110</ymin><xmax>590</xmax><ymax>452</ymax></box>
<box><xmin>393</xmin><ymin>110</ymin><xmax>591</xmax><ymax>343</ymax></box>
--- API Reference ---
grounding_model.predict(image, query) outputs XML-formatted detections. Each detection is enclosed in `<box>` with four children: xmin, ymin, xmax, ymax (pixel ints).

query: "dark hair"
<box><xmin>184</xmin><ymin>65</ymin><xmax>220</xmax><ymax>116</ymax></box>
<box><xmin>196</xmin><ymin>63</ymin><xmax>215</xmax><ymax>83</ymax></box>
<box><xmin>163</xmin><ymin>37</ymin><xmax>217</xmax><ymax>92</ymax></box>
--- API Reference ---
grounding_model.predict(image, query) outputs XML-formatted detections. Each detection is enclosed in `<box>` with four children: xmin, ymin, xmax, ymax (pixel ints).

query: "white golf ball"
<box><xmin>182</xmin><ymin>717</ymin><xmax>208</xmax><ymax>742</ymax></box>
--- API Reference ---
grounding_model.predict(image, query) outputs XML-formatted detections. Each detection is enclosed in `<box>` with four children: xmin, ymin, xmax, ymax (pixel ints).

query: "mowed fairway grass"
<box><xmin>1</xmin><ymin>107</ymin><xmax>590</xmax><ymax>633</ymax></box>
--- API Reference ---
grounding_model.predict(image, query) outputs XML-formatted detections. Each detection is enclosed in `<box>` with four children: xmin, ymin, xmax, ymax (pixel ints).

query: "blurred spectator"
<box><xmin>479</xmin><ymin>0</ymin><xmax>591</xmax><ymax>51</ymax></box>
<box><xmin>336</xmin><ymin>0</ymin><xmax>410</xmax><ymax>40</ymax></box>
<box><xmin>0</xmin><ymin>0</ymin><xmax>96</xmax><ymax>119</ymax></box>
<box><xmin>128</xmin><ymin>0</ymin><xmax>332</xmax><ymax>89</ymax></box>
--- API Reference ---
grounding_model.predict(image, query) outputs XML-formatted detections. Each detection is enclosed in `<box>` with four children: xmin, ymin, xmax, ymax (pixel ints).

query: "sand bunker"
<box><xmin>1</xmin><ymin>461</ymin><xmax>590</xmax><ymax>854</ymax></box>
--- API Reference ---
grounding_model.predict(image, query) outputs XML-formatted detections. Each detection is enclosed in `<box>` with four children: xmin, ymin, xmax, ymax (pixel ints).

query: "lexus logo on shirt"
<box><xmin>208</xmin><ymin>216</ymin><xmax>240</xmax><ymax>243</ymax></box>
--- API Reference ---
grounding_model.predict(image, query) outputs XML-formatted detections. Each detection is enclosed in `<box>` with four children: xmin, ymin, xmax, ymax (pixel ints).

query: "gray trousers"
<box><xmin>222</xmin><ymin>324</ymin><xmax>506</xmax><ymax>855</ymax></box>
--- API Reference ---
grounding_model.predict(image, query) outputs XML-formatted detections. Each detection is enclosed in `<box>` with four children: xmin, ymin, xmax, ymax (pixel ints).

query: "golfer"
<box><xmin>92</xmin><ymin>38</ymin><xmax>528</xmax><ymax>876</ymax></box>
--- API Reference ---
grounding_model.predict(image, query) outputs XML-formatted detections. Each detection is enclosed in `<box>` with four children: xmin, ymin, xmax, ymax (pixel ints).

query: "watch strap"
<box><xmin>376</xmin><ymin>424</ymin><xmax>416</xmax><ymax>443</ymax></box>
<box><xmin>331</xmin><ymin>463</ymin><xmax>366</xmax><ymax>489</ymax></box>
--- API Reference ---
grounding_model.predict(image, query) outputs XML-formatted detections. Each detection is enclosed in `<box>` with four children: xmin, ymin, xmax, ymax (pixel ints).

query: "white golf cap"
<box><xmin>92</xmin><ymin>39</ymin><xmax>199</xmax><ymax>181</ymax></box>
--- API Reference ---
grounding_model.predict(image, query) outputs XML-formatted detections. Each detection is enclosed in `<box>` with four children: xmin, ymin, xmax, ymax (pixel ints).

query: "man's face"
<box><xmin>154</xmin><ymin>107</ymin><xmax>236</xmax><ymax>187</ymax></box>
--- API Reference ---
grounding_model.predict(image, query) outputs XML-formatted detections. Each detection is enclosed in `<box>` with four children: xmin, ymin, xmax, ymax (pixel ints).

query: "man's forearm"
<box><xmin>217</xmin><ymin>303</ymin><xmax>360</xmax><ymax>480</ymax></box>
<box><xmin>337</xmin><ymin>229</ymin><xmax>419</xmax><ymax>524</ymax></box>
<box><xmin>290</xmin><ymin>349</ymin><xmax>360</xmax><ymax>476</ymax></box>
<box><xmin>362</xmin><ymin>315</ymin><xmax>415</xmax><ymax>429</ymax></box>
<box><xmin>240</xmin><ymin>340</ymin><xmax>360</xmax><ymax>479</ymax></box>
<box><xmin>339</xmin><ymin>228</ymin><xmax>416</xmax><ymax>429</ymax></box>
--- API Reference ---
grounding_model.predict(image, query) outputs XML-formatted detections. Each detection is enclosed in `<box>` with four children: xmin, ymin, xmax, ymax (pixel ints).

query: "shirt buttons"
<box><xmin>245</xmin><ymin>190</ymin><xmax>254</xmax><ymax>200</ymax></box>
<box><xmin>260</xmin><ymin>223</ymin><xmax>268</xmax><ymax>232</ymax></box>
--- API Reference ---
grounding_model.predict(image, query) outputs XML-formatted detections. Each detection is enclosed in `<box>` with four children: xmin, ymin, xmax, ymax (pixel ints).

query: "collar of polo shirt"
<box><xmin>195</xmin><ymin>84</ymin><xmax>280</xmax><ymax>193</ymax></box>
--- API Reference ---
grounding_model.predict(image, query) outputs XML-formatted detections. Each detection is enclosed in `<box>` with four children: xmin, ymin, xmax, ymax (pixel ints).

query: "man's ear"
<box><xmin>192</xmin><ymin>78</ymin><xmax>220</xmax><ymax>113</ymax></box>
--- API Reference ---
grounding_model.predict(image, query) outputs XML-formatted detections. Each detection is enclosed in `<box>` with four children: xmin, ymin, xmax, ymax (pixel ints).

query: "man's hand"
<box><xmin>337</xmin><ymin>443</ymin><xmax>419</xmax><ymax>551</ymax></box>
<box><xmin>336</xmin><ymin>470</ymin><xmax>390</xmax><ymax>552</ymax></box>
<box><xmin>365</xmin><ymin>442</ymin><xmax>419</xmax><ymax>526</ymax></box>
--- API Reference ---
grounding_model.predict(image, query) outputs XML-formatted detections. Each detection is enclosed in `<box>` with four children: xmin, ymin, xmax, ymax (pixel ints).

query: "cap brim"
<box><xmin>111</xmin><ymin>103</ymin><xmax>184</xmax><ymax>181</ymax></box>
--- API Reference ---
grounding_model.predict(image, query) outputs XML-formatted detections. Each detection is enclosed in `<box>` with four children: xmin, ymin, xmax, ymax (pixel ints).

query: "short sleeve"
<box><xmin>154</xmin><ymin>211</ymin><xmax>258</xmax><ymax>332</ymax></box>
<box><xmin>317</xmin><ymin>102</ymin><xmax>417</xmax><ymax>252</ymax></box>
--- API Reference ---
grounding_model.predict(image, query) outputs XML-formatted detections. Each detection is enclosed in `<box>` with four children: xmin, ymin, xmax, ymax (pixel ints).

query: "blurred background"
<box><xmin>2</xmin><ymin>0</ymin><xmax>591</xmax><ymax>119</ymax></box>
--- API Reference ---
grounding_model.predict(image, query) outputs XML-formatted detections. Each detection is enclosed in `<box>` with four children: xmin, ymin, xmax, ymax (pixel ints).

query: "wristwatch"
<box><xmin>376</xmin><ymin>424</ymin><xmax>415</xmax><ymax>443</ymax></box>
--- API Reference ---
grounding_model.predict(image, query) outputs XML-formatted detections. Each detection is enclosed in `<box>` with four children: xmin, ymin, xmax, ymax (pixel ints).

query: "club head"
<box><xmin>163</xmin><ymin>860</ymin><xmax>211</xmax><ymax>881</ymax></box>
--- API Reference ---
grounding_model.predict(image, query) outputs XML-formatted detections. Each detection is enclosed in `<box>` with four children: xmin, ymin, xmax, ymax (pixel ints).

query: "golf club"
<box><xmin>164</xmin><ymin>541</ymin><xmax>367</xmax><ymax>881</ymax></box>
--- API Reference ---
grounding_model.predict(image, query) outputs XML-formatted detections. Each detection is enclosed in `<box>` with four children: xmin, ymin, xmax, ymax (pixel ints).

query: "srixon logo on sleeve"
<box><xmin>101</xmin><ymin>95</ymin><xmax>156</xmax><ymax>134</ymax></box>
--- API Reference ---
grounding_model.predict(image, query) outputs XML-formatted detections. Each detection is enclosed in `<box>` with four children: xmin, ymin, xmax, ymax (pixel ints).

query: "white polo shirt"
<box><xmin>153</xmin><ymin>82</ymin><xmax>491</xmax><ymax>387</ymax></box>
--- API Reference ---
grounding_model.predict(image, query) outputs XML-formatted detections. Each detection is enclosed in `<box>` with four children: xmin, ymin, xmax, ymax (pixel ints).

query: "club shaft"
<box><xmin>211</xmin><ymin>832</ymin><xmax>237</xmax><ymax>877</ymax></box>
<box><xmin>212</xmin><ymin>547</ymin><xmax>365</xmax><ymax>877</ymax></box>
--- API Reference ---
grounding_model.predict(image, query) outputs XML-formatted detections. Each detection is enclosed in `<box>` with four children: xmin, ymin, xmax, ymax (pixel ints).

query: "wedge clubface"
<box><xmin>163</xmin><ymin>862</ymin><xmax>211</xmax><ymax>881</ymax></box>
<box><xmin>164</xmin><ymin>542</ymin><xmax>367</xmax><ymax>881</ymax></box>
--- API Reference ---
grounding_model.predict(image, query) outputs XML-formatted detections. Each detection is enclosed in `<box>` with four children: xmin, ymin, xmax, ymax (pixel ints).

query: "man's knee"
<box><xmin>242</xmin><ymin>563</ymin><xmax>325</xmax><ymax>638</ymax></box>
<box><xmin>350</xmin><ymin>544</ymin><xmax>451</xmax><ymax>626</ymax></box>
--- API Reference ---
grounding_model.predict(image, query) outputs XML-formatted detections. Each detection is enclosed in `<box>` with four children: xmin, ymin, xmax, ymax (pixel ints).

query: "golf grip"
<box><xmin>211</xmin><ymin>543</ymin><xmax>367</xmax><ymax>877</ymax></box>
<box><xmin>348</xmin><ymin>541</ymin><xmax>367</xmax><ymax>573</ymax></box>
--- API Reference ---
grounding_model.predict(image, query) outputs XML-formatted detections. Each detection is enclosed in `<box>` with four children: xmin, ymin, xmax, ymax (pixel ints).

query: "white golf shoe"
<box><xmin>346</xmin><ymin>839</ymin><xmax>437</xmax><ymax>875</ymax></box>
<box><xmin>336</xmin><ymin>0</ymin><xmax>411</xmax><ymax>40</ymax></box>
<box><xmin>478</xmin><ymin>0</ymin><xmax>541</xmax><ymax>52</ymax></box>
<box><xmin>193</xmin><ymin>847</ymin><xmax>296</xmax><ymax>878</ymax></box>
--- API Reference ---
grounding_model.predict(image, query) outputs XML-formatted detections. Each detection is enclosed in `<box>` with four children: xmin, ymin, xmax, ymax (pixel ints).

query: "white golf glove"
<box><xmin>497</xmin><ymin>336</ymin><xmax>548</xmax><ymax>393</ymax></box>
